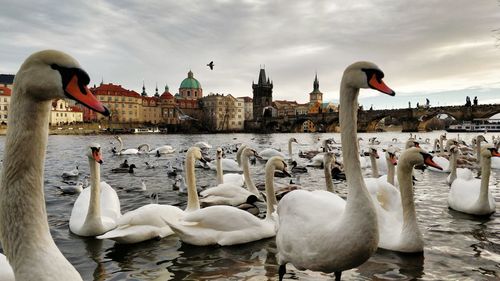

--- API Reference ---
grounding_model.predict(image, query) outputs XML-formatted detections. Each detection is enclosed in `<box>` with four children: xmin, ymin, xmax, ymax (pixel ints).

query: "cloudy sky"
<box><xmin>1</xmin><ymin>0</ymin><xmax>500</xmax><ymax>109</ymax></box>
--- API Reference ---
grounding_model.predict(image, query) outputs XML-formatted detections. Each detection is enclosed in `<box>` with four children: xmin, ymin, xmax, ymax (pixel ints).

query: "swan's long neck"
<box><xmin>476</xmin><ymin>140</ymin><xmax>482</xmax><ymax>164</ymax></box>
<box><xmin>242</xmin><ymin>153</ymin><xmax>259</xmax><ymax>195</ymax></box>
<box><xmin>0</xmin><ymin>95</ymin><xmax>54</xmax><ymax>266</ymax></box>
<box><xmin>324</xmin><ymin>158</ymin><xmax>334</xmax><ymax>192</ymax></box>
<box><xmin>117</xmin><ymin>138</ymin><xmax>124</xmax><ymax>152</ymax></box>
<box><xmin>339</xmin><ymin>83</ymin><xmax>377</xmax><ymax>220</ymax></box>
<box><xmin>83</xmin><ymin>158</ymin><xmax>103</xmax><ymax>230</ymax></box>
<box><xmin>448</xmin><ymin>152</ymin><xmax>458</xmax><ymax>184</ymax></box>
<box><xmin>216</xmin><ymin>153</ymin><xmax>223</xmax><ymax>185</ymax></box>
<box><xmin>477</xmin><ymin>155</ymin><xmax>491</xmax><ymax>207</ymax></box>
<box><xmin>264</xmin><ymin>163</ymin><xmax>277</xmax><ymax>217</ymax></box>
<box><xmin>370</xmin><ymin>153</ymin><xmax>379</xmax><ymax>178</ymax></box>
<box><xmin>386</xmin><ymin>158</ymin><xmax>395</xmax><ymax>186</ymax></box>
<box><xmin>288</xmin><ymin>139</ymin><xmax>293</xmax><ymax>160</ymax></box>
<box><xmin>397</xmin><ymin>160</ymin><xmax>421</xmax><ymax>240</ymax></box>
<box><xmin>439</xmin><ymin>138</ymin><xmax>445</xmax><ymax>154</ymax></box>
<box><xmin>433</xmin><ymin>139</ymin><xmax>438</xmax><ymax>152</ymax></box>
<box><xmin>185</xmin><ymin>152</ymin><xmax>200</xmax><ymax>212</ymax></box>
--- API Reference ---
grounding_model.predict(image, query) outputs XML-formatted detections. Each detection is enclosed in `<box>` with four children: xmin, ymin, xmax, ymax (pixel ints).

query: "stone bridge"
<box><xmin>260</xmin><ymin>104</ymin><xmax>500</xmax><ymax>132</ymax></box>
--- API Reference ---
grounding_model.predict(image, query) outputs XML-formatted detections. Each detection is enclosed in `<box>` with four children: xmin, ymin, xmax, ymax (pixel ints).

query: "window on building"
<box><xmin>187</xmin><ymin>91</ymin><xmax>190</xmax><ymax>96</ymax></box>
<box><xmin>238</xmin><ymin>121</ymin><xmax>241</xmax><ymax>125</ymax></box>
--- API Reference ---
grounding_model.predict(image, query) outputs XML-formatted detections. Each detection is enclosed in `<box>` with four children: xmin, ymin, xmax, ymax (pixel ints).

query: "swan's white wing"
<box><xmin>259</xmin><ymin>148</ymin><xmax>285</xmax><ymax>159</ymax></box>
<box><xmin>120</xmin><ymin>148</ymin><xmax>139</xmax><ymax>155</ymax></box>
<box><xmin>0</xmin><ymin>254</ymin><xmax>14</xmax><ymax>281</ymax></box>
<box><xmin>448</xmin><ymin>178</ymin><xmax>495</xmax><ymax>214</ymax></box>
<box><xmin>69</xmin><ymin>186</ymin><xmax>92</xmax><ymax>233</ymax></box>
<box><xmin>221</xmin><ymin>159</ymin><xmax>242</xmax><ymax>172</ymax></box>
<box><xmin>99</xmin><ymin>182</ymin><xmax>121</xmax><ymax>230</ymax></box>
<box><xmin>276</xmin><ymin>190</ymin><xmax>346</xmax><ymax>268</ymax></box>
<box><xmin>223</xmin><ymin>173</ymin><xmax>244</xmax><ymax>186</ymax></box>
<box><xmin>168</xmin><ymin>206</ymin><xmax>273</xmax><ymax>246</ymax></box>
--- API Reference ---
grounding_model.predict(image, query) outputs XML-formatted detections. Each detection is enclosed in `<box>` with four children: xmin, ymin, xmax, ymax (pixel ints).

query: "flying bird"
<box><xmin>207</xmin><ymin>61</ymin><xmax>214</xmax><ymax>70</ymax></box>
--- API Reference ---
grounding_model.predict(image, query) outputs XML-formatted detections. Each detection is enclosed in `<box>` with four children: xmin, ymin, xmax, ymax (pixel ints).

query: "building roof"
<box><xmin>239</xmin><ymin>96</ymin><xmax>253</xmax><ymax>102</ymax></box>
<box><xmin>92</xmin><ymin>83</ymin><xmax>141</xmax><ymax>98</ymax></box>
<box><xmin>0</xmin><ymin>74</ymin><xmax>15</xmax><ymax>85</ymax></box>
<box><xmin>180</xmin><ymin>70</ymin><xmax>202</xmax><ymax>89</ymax></box>
<box><xmin>160</xmin><ymin>91</ymin><xmax>174</xmax><ymax>99</ymax></box>
<box><xmin>0</xmin><ymin>86</ymin><xmax>12</xmax><ymax>96</ymax></box>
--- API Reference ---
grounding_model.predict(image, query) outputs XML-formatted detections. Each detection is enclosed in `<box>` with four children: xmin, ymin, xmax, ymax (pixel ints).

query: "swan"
<box><xmin>138</xmin><ymin>143</ymin><xmax>176</xmax><ymax>155</ymax></box>
<box><xmin>56</xmin><ymin>181</ymin><xmax>84</xmax><ymax>195</ymax></box>
<box><xmin>194</xmin><ymin>141</ymin><xmax>212</xmax><ymax>149</ymax></box>
<box><xmin>373</xmin><ymin>147</ymin><xmax>442</xmax><ymax>253</ymax></box>
<box><xmin>61</xmin><ymin>165</ymin><xmax>79</xmax><ymax>179</ymax></box>
<box><xmin>113</xmin><ymin>136</ymin><xmax>139</xmax><ymax>155</ymax></box>
<box><xmin>200</xmin><ymin>147</ymin><xmax>262</xmax><ymax>207</ymax></box>
<box><xmin>97</xmin><ymin>147</ymin><xmax>207</xmax><ymax>244</ymax></box>
<box><xmin>164</xmin><ymin>156</ymin><xmax>288</xmax><ymax>246</ymax></box>
<box><xmin>259</xmin><ymin>137</ymin><xmax>297</xmax><ymax>160</ymax></box>
<box><xmin>276</xmin><ymin>61</ymin><xmax>395</xmax><ymax>281</ymax></box>
<box><xmin>69</xmin><ymin>143</ymin><xmax>121</xmax><ymax>236</ymax></box>
<box><xmin>0</xmin><ymin>50</ymin><xmax>110</xmax><ymax>280</ymax></box>
<box><xmin>448</xmin><ymin>146</ymin><xmax>499</xmax><ymax>216</ymax></box>
<box><xmin>207</xmin><ymin>149</ymin><xmax>242</xmax><ymax>172</ymax></box>
<box><xmin>446</xmin><ymin>145</ymin><xmax>474</xmax><ymax>185</ymax></box>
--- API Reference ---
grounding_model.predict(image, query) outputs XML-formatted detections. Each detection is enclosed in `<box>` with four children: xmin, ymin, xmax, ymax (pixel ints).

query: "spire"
<box><xmin>100</xmin><ymin>76</ymin><xmax>104</xmax><ymax>86</ymax></box>
<box><xmin>155</xmin><ymin>83</ymin><xmax>159</xmax><ymax>97</ymax></box>
<box><xmin>188</xmin><ymin>70</ymin><xmax>194</xmax><ymax>78</ymax></box>
<box><xmin>165</xmin><ymin>84</ymin><xmax>169</xmax><ymax>92</ymax></box>
<box><xmin>258</xmin><ymin>69</ymin><xmax>267</xmax><ymax>85</ymax></box>
<box><xmin>313</xmin><ymin>72</ymin><xmax>319</xmax><ymax>92</ymax></box>
<box><xmin>141</xmin><ymin>81</ymin><xmax>147</xmax><ymax>97</ymax></box>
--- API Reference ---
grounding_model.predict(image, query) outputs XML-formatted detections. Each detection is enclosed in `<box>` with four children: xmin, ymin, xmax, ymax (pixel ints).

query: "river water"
<box><xmin>0</xmin><ymin>131</ymin><xmax>498</xmax><ymax>281</ymax></box>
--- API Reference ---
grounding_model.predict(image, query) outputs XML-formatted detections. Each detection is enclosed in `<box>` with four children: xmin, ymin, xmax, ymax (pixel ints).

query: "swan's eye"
<box><xmin>91</xmin><ymin>147</ymin><xmax>100</xmax><ymax>152</ymax></box>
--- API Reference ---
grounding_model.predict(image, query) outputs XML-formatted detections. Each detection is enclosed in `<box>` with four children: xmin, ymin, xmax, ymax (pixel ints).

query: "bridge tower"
<box><xmin>252</xmin><ymin>68</ymin><xmax>273</xmax><ymax>121</ymax></box>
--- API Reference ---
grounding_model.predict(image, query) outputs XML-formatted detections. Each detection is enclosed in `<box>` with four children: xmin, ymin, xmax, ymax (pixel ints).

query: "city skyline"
<box><xmin>1</xmin><ymin>1</ymin><xmax>500</xmax><ymax>109</ymax></box>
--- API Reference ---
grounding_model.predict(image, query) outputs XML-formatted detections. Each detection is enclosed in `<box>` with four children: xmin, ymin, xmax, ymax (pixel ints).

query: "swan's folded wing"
<box><xmin>181</xmin><ymin>206</ymin><xmax>262</xmax><ymax>231</ymax></box>
<box><xmin>117</xmin><ymin>204</ymin><xmax>184</xmax><ymax>227</ymax></box>
<box><xmin>278</xmin><ymin>190</ymin><xmax>345</xmax><ymax>224</ymax></box>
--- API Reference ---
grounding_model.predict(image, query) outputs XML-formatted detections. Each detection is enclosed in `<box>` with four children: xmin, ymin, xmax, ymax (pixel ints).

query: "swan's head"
<box><xmin>87</xmin><ymin>143</ymin><xmax>103</xmax><ymax>164</ymax></box>
<box><xmin>187</xmin><ymin>146</ymin><xmax>209</xmax><ymax>163</ymax></box>
<box><xmin>400</xmin><ymin>147</ymin><xmax>442</xmax><ymax>170</ymax></box>
<box><xmin>266</xmin><ymin>156</ymin><xmax>291</xmax><ymax>177</ymax></box>
<box><xmin>481</xmin><ymin>145</ymin><xmax>500</xmax><ymax>159</ymax></box>
<box><xmin>289</xmin><ymin>137</ymin><xmax>298</xmax><ymax>144</ymax></box>
<box><xmin>385</xmin><ymin>147</ymin><xmax>398</xmax><ymax>165</ymax></box>
<box><xmin>446</xmin><ymin>139</ymin><xmax>459</xmax><ymax>148</ymax></box>
<box><xmin>440</xmin><ymin>134</ymin><xmax>447</xmax><ymax>141</ymax></box>
<box><xmin>342</xmin><ymin>61</ymin><xmax>395</xmax><ymax>96</ymax></box>
<box><xmin>449</xmin><ymin>145</ymin><xmax>460</xmax><ymax>155</ymax></box>
<box><xmin>242</xmin><ymin>147</ymin><xmax>261</xmax><ymax>159</ymax></box>
<box><xmin>405</xmin><ymin>139</ymin><xmax>419</xmax><ymax>149</ymax></box>
<box><xmin>477</xmin><ymin>135</ymin><xmax>487</xmax><ymax>143</ymax></box>
<box><xmin>14</xmin><ymin>50</ymin><xmax>109</xmax><ymax>116</ymax></box>
<box><xmin>216</xmin><ymin>148</ymin><xmax>223</xmax><ymax>159</ymax></box>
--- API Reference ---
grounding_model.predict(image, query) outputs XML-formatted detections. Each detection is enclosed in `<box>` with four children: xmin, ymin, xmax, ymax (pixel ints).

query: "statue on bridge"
<box><xmin>465</xmin><ymin>96</ymin><xmax>471</xmax><ymax>106</ymax></box>
<box><xmin>473</xmin><ymin>96</ymin><xmax>478</xmax><ymax>106</ymax></box>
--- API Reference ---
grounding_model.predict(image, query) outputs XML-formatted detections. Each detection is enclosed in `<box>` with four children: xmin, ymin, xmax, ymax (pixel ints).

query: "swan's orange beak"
<box><xmin>491</xmin><ymin>148</ymin><xmax>500</xmax><ymax>157</ymax></box>
<box><xmin>369</xmin><ymin>74</ymin><xmax>395</xmax><ymax>96</ymax></box>
<box><xmin>65</xmin><ymin>75</ymin><xmax>110</xmax><ymax>116</ymax></box>
<box><xmin>424</xmin><ymin>154</ymin><xmax>442</xmax><ymax>170</ymax></box>
<box><xmin>92</xmin><ymin>150</ymin><xmax>103</xmax><ymax>164</ymax></box>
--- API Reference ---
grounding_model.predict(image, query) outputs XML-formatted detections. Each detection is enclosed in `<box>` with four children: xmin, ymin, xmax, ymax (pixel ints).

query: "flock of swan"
<box><xmin>0</xmin><ymin>50</ymin><xmax>498</xmax><ymax>281</ymax></box>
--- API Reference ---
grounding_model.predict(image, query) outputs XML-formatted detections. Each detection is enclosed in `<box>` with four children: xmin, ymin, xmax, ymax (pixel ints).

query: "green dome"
<box><xmin>180</xmin><ymin>70</ymin><xmax>202</xmax><ymax>89</ymax></box>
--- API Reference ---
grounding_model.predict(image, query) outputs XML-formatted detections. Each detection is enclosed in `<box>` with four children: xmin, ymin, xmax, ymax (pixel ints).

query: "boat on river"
<box><xmin>132</xmin><ymin>127</ymin><xmax>161</xmax><ymax>134</ymax></box>
<box><xmin>446</xmin><ymin>118</ymin><xmax>500</xmax><ymax>132</ymax></box>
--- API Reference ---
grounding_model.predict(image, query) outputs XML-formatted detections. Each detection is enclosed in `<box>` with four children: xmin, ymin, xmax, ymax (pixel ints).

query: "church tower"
<box><xmin>309</xmin><ymin>73</ymin><xmax>323</xmax><ymax>105</ymax></box>
<box><xmin>252</xmin><ymin>68</ymin><xmax>273</xmax><ymax>121</ymax></box>
<box><xmin>141</xmin><ymin>81</ymin><xmax>147</xmax><ymax>97</ymax></box>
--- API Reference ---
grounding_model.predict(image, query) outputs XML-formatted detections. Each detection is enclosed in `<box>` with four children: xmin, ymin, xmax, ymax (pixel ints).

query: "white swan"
<box><xmin>200</xmin><ymin>147</ymin><xmax>262</xmax><ymax>207</ymax></box>
<box><xmin>259</xmin><ymin>137</ymin><xmax>297</xmax><ymax>160</ymax></box>
<box><xmin>69</xmin><ymin>143</ymin><xmax>121</xmax><ymax>236</ymax></box>
<box><xmin>0</xmin><ymin>253</ymin><xmax>14</xmax><ymax>281</ymax></box>
<box><xmin>207</xmin><ymin>149</ymin><xmax>242</xmax><ymax>172</ymax></box>
<box><xmin>113</xmin><ymin>135</ymin><xmax>139</xmax><ymax>155</ymax></box>
<box><xmin>448</xmin><ymin>146</ymin><xmax>499</xmax><ymax>216</ymax></box>
<box><xmin>276</xmin><ymin>61</ymin><xmax>395</xmax><ymax>281</ymax></box>
<box><xmin>0</xmin><ymin>50</ymin><xmax>110</xmax><ymax>280</ymax></box>
<box><xmin>373</xmin><ymin>147</ymin><xmax>442</xmax><ymax>253</ymax></box>
<box><xmin>138</xmin><ymin>143</ymin><xmax>176</xmax><ymax>155</ymax></box>
<box><xmin>97</xmin><ymin>147</ymin><xmax>206</xmax><ymax>244</ymax></box>
<box><xmin>446</xmin><ymin>145</ymin><xmax>474</xmax><ymax>185</ymax></box>
<box><xmin>165</xmin><ymin>156</ymin><xmax>288</xmax><ymax>246</ymax></box>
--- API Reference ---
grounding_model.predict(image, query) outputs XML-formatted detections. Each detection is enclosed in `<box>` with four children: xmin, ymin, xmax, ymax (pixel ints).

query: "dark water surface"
<box><xmin>0</xmin><ymin>131</ymin><xmax>498</xmax><ymax>280</ymax></box>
